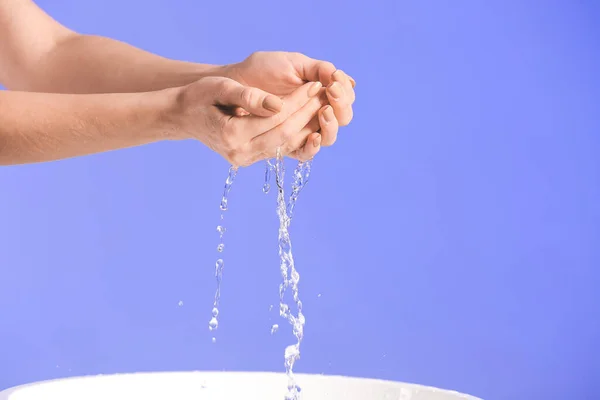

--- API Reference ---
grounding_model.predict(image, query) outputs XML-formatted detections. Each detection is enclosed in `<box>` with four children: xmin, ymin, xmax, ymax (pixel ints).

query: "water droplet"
<box><xmin>271</xmin><ymin>324</ymin><xmax>279</xmax><ymax>335</ymax></box>
<box><xmin>212</xmin><ymin>337</ymin><xmax>216</xmax><ymax>344</ymax></box>
<box><xmin>317</xmin><ymin>293</ymin><xmax>322</xmax><ymax>298</ymax></box>
<box><xmin>210</xmin><ymin>167</ymin><xmax>237</xmax><ymax>345</ymax></box>
<box><xmin>219</xmin><ymin>199</ymin><xmax>228</xmax><ymax>211</ymax></box>
<box><xmin>178</xmin><ymin>301</ymin><xmax>183</xmax><ymax>307</ymax></box>
<box><xmin>218</xmin><ymin>166</ymin><xmax>238</xmax><ymax>211</ymax></box>
<box><xmin>263</xmin><ymin>160</ymin><xmax>274</xmax><ymax>194</ymax></box>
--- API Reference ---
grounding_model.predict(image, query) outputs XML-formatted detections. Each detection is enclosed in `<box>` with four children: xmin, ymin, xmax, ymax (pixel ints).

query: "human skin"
<box><xmin>0</xmin><ymin>0</ymin><xmax>356</xmax><ymax>165</ymax></box>
<box><xmin>0</xmin><ymin>78</ymin><xmax>328</xmax><ymax>165</ymax></box>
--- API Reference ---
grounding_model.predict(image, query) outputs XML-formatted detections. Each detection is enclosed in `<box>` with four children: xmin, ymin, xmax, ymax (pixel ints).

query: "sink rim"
<box><xmin>0</xmin><ymin>371</ymin><xmax>481</xmax><ymax>400</ymax></box>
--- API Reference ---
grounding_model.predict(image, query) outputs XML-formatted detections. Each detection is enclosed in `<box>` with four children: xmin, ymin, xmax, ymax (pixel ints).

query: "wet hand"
<box><xmin>223</xmin><ymin>51</ymin><xmax>356</xmax><ymax>151</ymax></box>
<box><xmin>168</xmin><ymin>76</ymin><xmax>326</xmax><ymax>166</ymax></box>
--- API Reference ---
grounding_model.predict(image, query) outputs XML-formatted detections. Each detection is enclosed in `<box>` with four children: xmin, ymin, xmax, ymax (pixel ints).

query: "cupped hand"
<box><xmin>223</xmin><ymin>51</ymin><xmax>356</xmax><ymax>151</ymax></box>
<box><xmin>169</xmin><ymin>76</ymin><xmax>326</xmax><ymax>166</ymax></box>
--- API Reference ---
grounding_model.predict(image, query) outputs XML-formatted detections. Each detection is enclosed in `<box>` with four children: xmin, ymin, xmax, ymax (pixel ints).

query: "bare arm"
<box><xmin>0</xmin><ymin>76</ymin><xmax>322</xmax><ymax>166</ymax></box>
<box><xmin>0</xmin><ymin>89</ymin><xmax>176</xmax><ymax>165</ymax></box>
<box><xmin>0</xmin><ymin>1</ymin><xmax>337</xmax><ymax>165</ymax></box>
<box><xmin>0</xmin><ymin>0</ymin><xmax>221</xmax><ymax>93</ymax></box>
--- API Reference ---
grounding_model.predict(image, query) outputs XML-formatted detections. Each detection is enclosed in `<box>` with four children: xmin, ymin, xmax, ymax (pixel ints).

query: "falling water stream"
<box><xmin>273</xmin><ymin>150</ymin><xmax>312</xmax><ymax>400</ymax></box>
<box><xmin>208</xmin><ymin>165</ymin><xmax>238</xmax><ymax>343</ymax></box>
<box><xmin>208</xmin><ymin>154</ymin><xmax>312</xmax><ymax>399</ymax></box>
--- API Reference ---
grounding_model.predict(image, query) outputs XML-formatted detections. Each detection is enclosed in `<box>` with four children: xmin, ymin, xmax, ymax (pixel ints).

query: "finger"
<box><xmin>247</xmin><ymin>124</ymin><xmax>314</xmax><ymax>165</ymax></box>
<box><xmin>238</xmin><ymin>81</ymin><xmax>322</xmax><ymax>137</ymax></box>
<box><xmin>318</xmin><ymin>105</ymin><xmax>339</xmax><ymax>147</ymax></box>
<box><xmin>290</xmin><ymin>53</ymin><xmax>337</xmax><ymax>86</ymax></box>
<box><xmin>212</xmin><ymin>78</ymin><xmax>283</xmax><ymax>117</ymax></box>
<box><xmin>249</xmin><ymin>94</ymin><xmax>325</xmax><ymax>155</ymax></box>
<box><xmin>332</xmin><ymin>69</ymin><xmax>356</xmax><ymax>104</ymax></box>
<box><xmin>326</xmin><ymin>81</ymin><xmax>354</xmax><ymax>126</ymax></box>
<box><xmin>290</xmin><ymin>132</ymin><xmax>321</xmax><ymax>162</ymax></box>
<box><xmin>348</xmin><ymin>75</ymin><xmax>356</xmax><ymax>88</ymax></box>
<box><xmin>243</xmin><ymin>123</ymin><xmax>314</xmax><ymax>165</ymax></box>
<box><xmin>281</xmin><ymin>116</ymin><xmax>320</xmax><ymax>154</ymax></box>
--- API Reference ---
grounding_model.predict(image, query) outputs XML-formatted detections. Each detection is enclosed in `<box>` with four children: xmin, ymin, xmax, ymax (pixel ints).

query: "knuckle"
<box><xmin>239</xmin><ymin>88</ymin><xmax>255</xmax><ymax>107</ymax></box>
<box><xmin>318</xmin><ymin>61</ymin><xmax>336</xmax><ymax>77</ymax></box>
<box><xmin>349</xmin><ymin>89</ymin><xmax>357</xmax><ymax>103</ymax></box>
<box><xmin>322</xmin><ymin>133</ymin><xmax>337</xmax><ymax>147</ymax></box>
<box><xmin>323</xmin><ymin>61</ymin><xmax>336</xmax><ymax>71</ymax></box>
<box><xmin>339</xmin><ymin>108</ymin><xmax>354</xmax><ymax>126</ymax></box>
<box><xmin>278</xmin><ymin>124</ymin><xmax>295</xmax><ymax>143</ymax></box>
<box><xmin>249</xmin><ymin>51</ymin><xmax>264</xmax><ymax>59</ymax></box>
<box><xmin>216</xmin><ymin>79</ymin><xmax>234</xmax><ymax>97</ymax></box>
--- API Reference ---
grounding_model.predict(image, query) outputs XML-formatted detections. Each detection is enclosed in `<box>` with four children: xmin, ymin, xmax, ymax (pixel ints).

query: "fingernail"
<box><xmin>328</xmin><ymin>82</ymin><xmax>343</xmax><ymax>100</ymax></box>
<box><xmin>308</xmin><ymin>81</ymin><xmax>323</xmax><ymax>97</ymax></box>
<box><xmin>314</xmin><ymin>135</ymin><xmax>322</xmax><ymax>148</ymax></box>
<box><xmin>322</xmin><ymin>106</ymin><xmax>334</xmax><ymax>123</ymax></box>
<box><xmin>263</xmin><ymin>96</ymin><xmax>283</xmax><ymax>113</ymax></box>
<box><xmin>348</xmin><ymin>75</ymin><xmax>356</xmax><ymax>88</ymax></box>
<box><xmin>333</xmin><ymin>70</ymin><xmax>345</xmax><ymax>81</ymax></box>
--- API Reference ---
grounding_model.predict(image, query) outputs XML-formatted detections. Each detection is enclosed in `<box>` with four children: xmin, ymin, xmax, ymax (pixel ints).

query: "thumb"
<box><xmin>291</xmin><ymin>53</ymin><xmax>337</xmax><ymax>86</ymax></box>
<box><xmin>212</xmin><ymin>78</ymin><xmax>283</xmax><ymax>117</ymax></box>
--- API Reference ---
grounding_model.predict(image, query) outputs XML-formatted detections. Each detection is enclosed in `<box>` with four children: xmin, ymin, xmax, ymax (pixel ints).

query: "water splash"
<box><xmin>274</xmin><ymin>150</ymin><xmax>306</xmax><ymax>400</ymax></box>
<box><xmin>287</xmin><ymin>160</ymin><xmax>312</xmax><ymax>220</ymax></box>
<box><xmin>209</xmin><ymin>165</ymin><xmax>238</xmax><ymax>341</ymax></box>
<box><xmin>266</xmin><ymin>158</ymin><xmax>312</xmax><ymax>221</ymax></box>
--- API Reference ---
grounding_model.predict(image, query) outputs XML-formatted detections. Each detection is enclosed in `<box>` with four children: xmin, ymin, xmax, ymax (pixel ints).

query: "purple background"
<box><xmin>1</xmin><ymin>1</ymin><xmax>599</xmax><ymax>399</ymax></box>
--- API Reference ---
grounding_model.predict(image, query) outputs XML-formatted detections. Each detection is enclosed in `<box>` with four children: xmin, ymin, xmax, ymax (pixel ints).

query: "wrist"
<box><xmin>143</xmin><ymin>87</ymin><xmax>188</xmax><ymax>141</ymax></box>
<box><xmin>207</xmin><ymin>63</ymin><xmax>245</xmax><ymax>84</ymax></box>
<box><xmin>199</xmin><ymin>63</ymin><xmax>240</xmax><ymax>82</ymax></box>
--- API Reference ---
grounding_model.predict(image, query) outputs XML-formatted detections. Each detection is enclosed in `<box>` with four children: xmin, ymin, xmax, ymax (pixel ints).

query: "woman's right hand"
<box><xmin>167</xmin><ymin>76</ymin><xmax>326</xmax><ymax>166</ymax></box>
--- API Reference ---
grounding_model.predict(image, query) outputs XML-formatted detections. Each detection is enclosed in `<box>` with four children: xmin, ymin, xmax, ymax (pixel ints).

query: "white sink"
<box><xmin>0</xmin><ymin>371</ymin><xmax>480</xmax><ymax>400</ymax></box>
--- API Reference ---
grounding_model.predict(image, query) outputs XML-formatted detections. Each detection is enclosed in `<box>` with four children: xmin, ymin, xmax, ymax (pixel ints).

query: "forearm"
<box><xmin>15</xmin><ymin>33</ymin><xmax>225</xmax><ymax>94</ymax></box>
<box><xmin>0</xmin><ymin>88</ymin><xmax>178</xmax><ymax>165</ymax></box>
